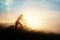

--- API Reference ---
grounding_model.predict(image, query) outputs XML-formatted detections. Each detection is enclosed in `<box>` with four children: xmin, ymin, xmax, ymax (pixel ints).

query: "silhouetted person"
<box><xmin>15</xmin><ymin>14</ymin><xmax>23</xmax><ymax>29</ymax></box>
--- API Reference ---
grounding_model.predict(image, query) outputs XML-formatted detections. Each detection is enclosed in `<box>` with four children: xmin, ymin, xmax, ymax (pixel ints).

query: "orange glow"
<box><xmin>22</xmin><ymin>13</ymin><xmax>43</xmax><ymax>30</ymax></box>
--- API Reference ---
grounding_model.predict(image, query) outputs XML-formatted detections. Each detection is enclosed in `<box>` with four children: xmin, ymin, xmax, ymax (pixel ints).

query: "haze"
<box><xmin>0</xmin><ymin>0</ymin><xmax>60</xmax><ymax>34</ymax></box>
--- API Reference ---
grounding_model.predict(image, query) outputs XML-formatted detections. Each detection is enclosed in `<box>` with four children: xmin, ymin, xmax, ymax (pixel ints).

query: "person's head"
<box><xmin>20</xmin><ymin>14</ymin><xmax>23</xmax><ymax>17</ymax></box>
<box><xmin>18</xmin><ymin>14</ymin><xmax>23</xmax><ymax>19</ymax></box>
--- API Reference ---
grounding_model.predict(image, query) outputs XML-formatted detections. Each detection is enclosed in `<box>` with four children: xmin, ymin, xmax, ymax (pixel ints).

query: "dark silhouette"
<box><xmin>15</xmin><ymin>14</ymin><xmax>23</xmax><ymax>29</ymax></box>
<box><xmin>0</xmin><ymin>23</ymin><xmax>60</xmax><ymax>40</ymax></box>
<box><xmin>15</xmin><ymin>14</ymin><xmax>29</xmax><ymax>31</ymax></box>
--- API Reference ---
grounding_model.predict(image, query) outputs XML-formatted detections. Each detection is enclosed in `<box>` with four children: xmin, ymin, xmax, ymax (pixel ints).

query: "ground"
<box><xmin>0</xmin><ymin>23</ymin><xmax>60</xmax><ymax>40</ymax></box>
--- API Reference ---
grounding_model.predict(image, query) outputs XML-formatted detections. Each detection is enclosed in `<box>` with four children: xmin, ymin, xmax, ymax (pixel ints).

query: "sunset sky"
<box><xmin>0</xmin><ymin>0</ymin><xmax>60</xmax><ymax>33</ymax></box>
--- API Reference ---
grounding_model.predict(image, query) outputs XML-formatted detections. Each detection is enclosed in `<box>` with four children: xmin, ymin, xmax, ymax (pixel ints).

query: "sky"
<box><xmin>0</xmin><ymin>0</ymin><xmax>60</xmax><ymax>34</ymax></box>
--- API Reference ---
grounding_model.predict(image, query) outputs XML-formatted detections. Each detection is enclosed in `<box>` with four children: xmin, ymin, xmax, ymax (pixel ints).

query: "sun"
<box><xmin>22</xmin><ymin>13</ymin><xmax>41</xmax><ymax>30</ymax></box>
<box><xmin>26</xmin><ymin>16</ymin><xmax>39</xmax><ymax>27</ymax></box>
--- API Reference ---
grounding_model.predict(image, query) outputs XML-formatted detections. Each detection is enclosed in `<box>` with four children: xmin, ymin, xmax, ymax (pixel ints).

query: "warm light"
<box><xmin>25</xmin><ymin>15</ymin><xmax>39</xmax><ymax>26</ymax></box>
<box><xmin>22</xmin><ymin>13</ymin><xmax>42</xmax><ymax>30</ymax></box>
<box><xmin>20</xmin><ymin>7</ymin><xmax>44</xmax><ymax>30</ymax></box>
